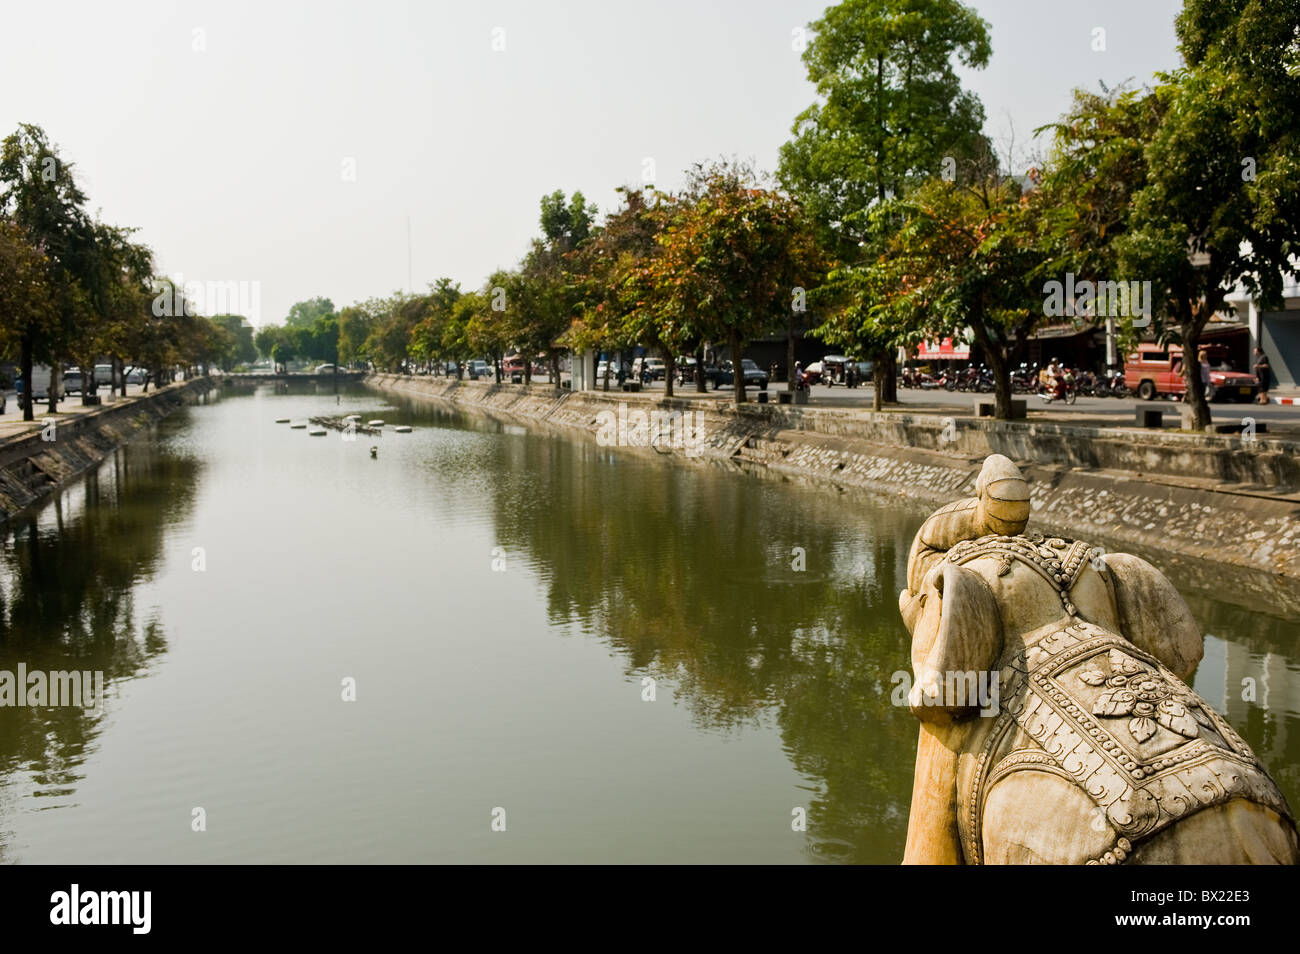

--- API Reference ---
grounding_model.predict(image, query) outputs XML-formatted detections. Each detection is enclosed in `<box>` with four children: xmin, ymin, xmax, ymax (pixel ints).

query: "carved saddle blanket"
<box><xmin>943</xmin><ymin>538</ymin><xmax>1293</xmax><ymax>865</ymax></box>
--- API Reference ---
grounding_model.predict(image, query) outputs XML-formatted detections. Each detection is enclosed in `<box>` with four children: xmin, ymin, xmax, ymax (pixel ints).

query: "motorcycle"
<box><xmin>1037</xmin><ymin>369</ymin><xmax>1078</xmax><ymax>404</ymax></box>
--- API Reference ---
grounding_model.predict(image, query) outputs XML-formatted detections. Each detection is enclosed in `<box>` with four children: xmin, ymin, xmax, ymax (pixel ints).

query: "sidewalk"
<box><xmin>0</xmin><ymin>384</ymin><xmax>158</xmax><ymax>444</ymax></box>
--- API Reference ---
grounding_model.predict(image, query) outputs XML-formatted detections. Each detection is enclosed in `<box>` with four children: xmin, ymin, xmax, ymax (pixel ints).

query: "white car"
<box><xmin>315</xmin><ymin>364</ymin><xmax>337</xmax><ymax>373</ymax></box>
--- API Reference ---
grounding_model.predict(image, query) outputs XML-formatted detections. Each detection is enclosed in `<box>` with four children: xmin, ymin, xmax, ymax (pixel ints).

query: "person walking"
<box><xmin>1254</xmin><ymin>347</ymin><xmax>1272</xmax><ymax>404</ymax></box>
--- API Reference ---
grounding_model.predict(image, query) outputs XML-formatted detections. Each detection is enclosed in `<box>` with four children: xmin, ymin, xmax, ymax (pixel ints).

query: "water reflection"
<box><xmin>387</xmin><ymin>389</ymin><xmax>1300</xmax><ymax>862</ymax></box>
<box><xmin>0</xmin><ymin>427</ymin><xmax>198</xmax><ymax>858</ymax></box>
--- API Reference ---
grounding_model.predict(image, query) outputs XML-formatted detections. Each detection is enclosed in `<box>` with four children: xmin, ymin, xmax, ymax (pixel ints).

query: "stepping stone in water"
<box><xmin>309</xmin><ymin>429</ymin><xmax>326</xmax><ymax>436</ymax></box>
<box><xmin>275</xmin><ymin>418</ymin><xmax>290</xmax><ymax>423</ymax></box>
<box><xmin>394</xmin><ymin>425</ymin><xmax>412</xmax><ymax>433</ymax></box>
<box><xmin>367</xmin><ymin>420</ymin><xmax>384</xmax><ymax>427</ymax></box>
<box><xmin>289</xmin><ymin>423</ymin><xmax>307</xmax><ymax>429</ymax></box>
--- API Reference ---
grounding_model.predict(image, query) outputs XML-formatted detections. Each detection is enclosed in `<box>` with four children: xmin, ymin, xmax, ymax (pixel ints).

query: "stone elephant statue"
<box><xmin>897</xmin><ymin>454</ymin><xmax>1298</xmax><ymax>865</ymax></box>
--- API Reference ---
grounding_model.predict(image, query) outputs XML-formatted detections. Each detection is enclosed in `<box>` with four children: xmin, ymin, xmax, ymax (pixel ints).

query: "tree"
<box><xmin>778</xmin><ymin>0</ymin><xmax>994</xmax><ymax>401</ymax></box>
<box><xmin>512</xmin><ymin>190</ymin><xmax>598</xmax><ymax>385</ymax></box>
<box><xmin>1113</xmin><ymin>2</ymin><xmax>1300</xmax><ymax>429</ymax></box>
<box><xmin>569</xmin><ymin>188</ymin><xmax>675</xmax><ymax>393</ymax></box>
<box><xmin>0</xmin><ymin>123</ymin><xmax>101</xmax><ymax>415</ymax></box>
<box><xmin>409</xmin><ymin>278</ymin><xmax>462</xmax><ymax>371</ymax></box>
<box><xmin>463</xmin><ymin>290</ymin><xmax>509</xmax><ymax>380</ymax></box>
<box><xmin>361</xmin><ymin>292</ymin><xmax>421</xmax><ymax>372</ymax></box>
<box><xmin>1035</xmin><ymin>85</ymin><xmax>1164</xmax><ymax>372</ymax></box>
<box><xmin>337</xmin><ymin>305</ymin><xmax>373</xmax><ymax>369</ymax></box>
<box><xmin>284</xmin><ymin>296</ymin><xmax>335</xmax><ymax>329</ymax></box>
<box><xmin>645</xmin><ymin>161</ymin><xmax>821</xmax><ymax>405</ymax></box>
<box><xmin>211</xmin><ymin>315</ymin><xmax>257</xmax><ymax>370</ymax></box>
<box><xmin>255</xmin><ymin>324</ymin><xmax>297</xmax><ymax>370</ymax></box>
<box><xmin>869</xmin><ymin>175</ymin><xmax>1050</xmax><ymax>418</ymax></box>
<box><xmin>0</xmin><ymin>220</ymin><xmax>57</xmax><ymax>419</ymax></box>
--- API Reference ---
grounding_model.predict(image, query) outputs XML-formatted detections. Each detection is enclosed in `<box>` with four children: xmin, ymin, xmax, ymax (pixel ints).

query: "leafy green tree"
<box><xmin>211</xmin><ymin>315</ymin><xmax>257</xmax><ymax>369</ymax></box>
<box><xmin>337</xmin><ymin>305</ymin><xmax>373</xmax><ymax>369</ymax></box>
<box><xmin>463</xmin><ymin>289</ymin><xmax>509</xmax><ymax>380</ymax></box>
<box><xmin>778</xmin><ymin>0</ymin><xmax>994</xmax><ymax>399</ymax></box>
<box><xmin>511</xmin><ymin>190</ymin><xmax>598</xmax><ymax>385</ymax></box>
<box><xmin>362</xmin><ymin>292</ymin><xmax>422</xmax><ymax>372</ymax></box>
<box><xmin>0</xmin><ymin>123</ymin><xmax>101</xmax><ymax>414</ymax></box>
<box><xmin>409</xmin><ymin>277</ymin><xmax>462</xmax><ymax>370</ymax></box>
<box><xmin>868</xmin><ymin>175</ymin><xmax>1051</xmax><ymax>418</ymax></box>
<box><xmin>1114</xmin><ymin>1</ymin><xmax>1300</xmax><ymax>428</ymax></box>
<box><xmin>646</xmin><ymin>161</ymin><xmax>821</xmax><ymax>404</ymax></box>
<box><xmin>284</xmin><ymin>296</ymin><xmax>335</xmax><ymax>329</ymax></box>
<box><xmin>569</xmin><ymin>188</ymin><xmax>669</xmax><ymax>391</ymax></box>
<box><xmin>0</xmin><ymin>220</ymin><xmax>57</xmax><ymax>418</ymax></box>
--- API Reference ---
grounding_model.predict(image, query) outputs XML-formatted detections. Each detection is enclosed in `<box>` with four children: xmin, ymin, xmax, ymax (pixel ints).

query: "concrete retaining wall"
<box><xmin>0</xmin><ymin>378</ymin><xmax>214</xmax><ymax>522</ymax></box>
<box><xmin>366</xmin><ymin>374</ymin><xmax>1300</xmax><ymax>583</ymax></box>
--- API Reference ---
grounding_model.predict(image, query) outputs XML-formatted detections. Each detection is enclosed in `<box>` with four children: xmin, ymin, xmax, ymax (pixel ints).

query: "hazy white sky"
<box><xmin>2</xmin><ymin>0</ymin><xmax>1184</xmax><ymax>326</ymax></box>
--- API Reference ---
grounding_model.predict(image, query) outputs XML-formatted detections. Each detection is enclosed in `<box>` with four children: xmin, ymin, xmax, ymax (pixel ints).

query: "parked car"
<box><xmin>632</xmin><ymin>357</ymin><xmax>666</xmax><ymax>381</ymax></box>
<box><xmin>1124</xmin><ymin>343</ymin><xmax>1257</xmax><ymax>402</ymax></box>
<box><xmin>713</xmin><ymin>359</ymin><xmax>769</xmax><ymax>390</ymax></box>
<box><xmin>314</xmin><ymin>363</ymin><xmax>337</xmax><ymax>373</ymax></box>
<box><xmin>16</xmin><ymin>365</ymin><xmax>62</xmax><ymax>406</ymax></box>
<box><xmin>122</xmin><ymin>366</ymin><xmax>147</xmax><ymax>385</ymax></box>
<box><xmin>502</xmin><ymin>355</ymin><xmax>526</xmax><ymax>380</ymax></box>
<box><xmin>466</xmin><ymin>359</ymin><xmax>491</xmax><ymax>380</ymax></box>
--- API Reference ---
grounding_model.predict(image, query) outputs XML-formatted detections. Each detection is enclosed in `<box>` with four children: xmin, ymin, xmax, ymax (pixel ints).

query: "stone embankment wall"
<box><xmin>0</xmin><ymin>379</ymin><xmax>214</xmax><ymax>522</ymax></box>
<box><xmin>366</xmin><ymin>374</ymin><xmax>1300</xmax><ymax>583</ymax></box>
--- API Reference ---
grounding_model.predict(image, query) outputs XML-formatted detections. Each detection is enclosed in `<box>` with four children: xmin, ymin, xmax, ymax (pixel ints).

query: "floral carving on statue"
<box><xmin>1076</xmin><ymin>650</ymin><xmax>1211</xmax><ymax>744</ymax></box>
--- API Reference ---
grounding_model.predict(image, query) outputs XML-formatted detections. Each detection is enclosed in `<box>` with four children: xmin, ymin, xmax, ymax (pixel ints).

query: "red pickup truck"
<box><xmin>1124</xmin><ymin>343</ymin><xmax>1257</xmax><ymax>402</ymax></box>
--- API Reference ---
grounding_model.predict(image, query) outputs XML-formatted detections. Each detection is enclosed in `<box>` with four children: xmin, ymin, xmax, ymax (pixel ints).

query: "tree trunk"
<box><xmin>47</xmin><ymin>365</ymin><xmax>60</xmax><ymax>415</ymax></box>
<box><xmin>1181</xmin><ymin>322</ymin><xmax>1211</xmax><ymax>430</ymax></box>
<box><xmin>872</xmin><ymin>348</ymin><xmax>884</xmax><ymax>412</ymax></box>
<box><xmin>787</xmin><ymin>316</ymin><xmax>796</xmax><ymax>391</ymax></box>
<box><xmin>882</xmin><ymin>349</ymin><xmax>898</xmax><ymax>403</ymax></box>
<box><xmin>550</xmin><ymin>350</ymin><xmax>560</xmax><ymax>389</ymax></box>
<box><xmin>731</xmin><ymin>333</ymin><xmax>745</xmax><ymax>405</ymax></box>
<box><xmin>987</xmin><ymin>348</ymin><xmax>1013</xmax><ymax>420</ymax></box>
<box><xmin>664</xmin><ymin>352</ymin><xmax>675</xmax><ymax>399</ymax></box>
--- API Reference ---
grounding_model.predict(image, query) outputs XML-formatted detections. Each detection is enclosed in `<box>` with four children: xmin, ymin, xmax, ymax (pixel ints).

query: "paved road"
<box><xmin>617</xmin><ymin>377</ymin><xmax>1300</xmax><ymax>435</ymax></box>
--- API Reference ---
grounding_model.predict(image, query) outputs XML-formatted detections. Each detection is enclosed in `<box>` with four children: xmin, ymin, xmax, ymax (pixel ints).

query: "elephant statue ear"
<box><xmin>908</xmin><ymin>562</ymin><xmax>1003</xmax><ymax>722</ymax></box>
<box><xmin>1102</xmin><ymin>553</ymin><xmax>1204</xmax><ymax>680</ymax></box>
